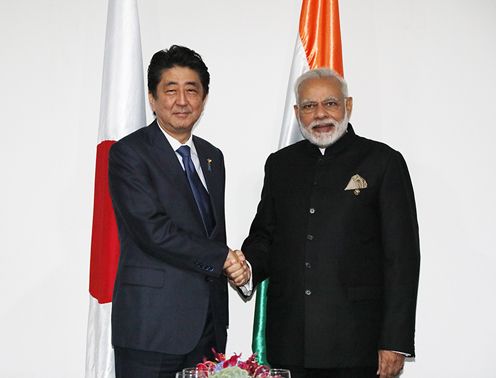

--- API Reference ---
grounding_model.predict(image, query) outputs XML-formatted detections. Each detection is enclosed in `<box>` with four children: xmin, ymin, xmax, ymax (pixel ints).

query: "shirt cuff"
<box><xmin>239</xmin><ymin>260</ymin><xmax>253</xmax><ymax>296</ymax></box>
<box><xmin>391</xmin><ymin>350</ymin><xmax>411</xmax><ymax>357</ymax></box>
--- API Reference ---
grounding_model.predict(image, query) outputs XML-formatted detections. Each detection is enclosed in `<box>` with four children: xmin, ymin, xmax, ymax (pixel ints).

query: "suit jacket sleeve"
<box><xmin>242</xmin><ymin>154</ymin><xmax>275</xmax><ymax>288</ymax></box>
<box><xmin>378</xmin><ymin>150</ymin><xmax>420</xmax><ymax>355</ymax></box>
<box><xmin>108</xmin><ymin>140</ymin><xmax>228</xmax><ymax>277</ymax></box>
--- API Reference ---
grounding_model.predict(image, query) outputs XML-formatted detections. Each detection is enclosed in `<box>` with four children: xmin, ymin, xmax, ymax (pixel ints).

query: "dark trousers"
<box><xmin>114</xmin><ymin>311</ymin><xmax>218</xmax><ymax>378</ymax></box>
<box><xmin>280</xmin><ymin>365</ymin><xmax>377</xmax><ymax>378</ymax></box>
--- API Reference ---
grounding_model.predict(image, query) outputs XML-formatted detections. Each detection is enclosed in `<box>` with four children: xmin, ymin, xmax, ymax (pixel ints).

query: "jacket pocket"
<box><xmin>120</xmin><ymin>266</ymin><xmax>165</xmax><ymax>288</ymax></box>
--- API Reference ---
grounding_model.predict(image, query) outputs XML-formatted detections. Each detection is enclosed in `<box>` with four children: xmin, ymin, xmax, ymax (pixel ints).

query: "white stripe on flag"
<box><xmin>278</xmin><ymin>35</ymin><xmax>310</xmax><ymax>149</ymax></box>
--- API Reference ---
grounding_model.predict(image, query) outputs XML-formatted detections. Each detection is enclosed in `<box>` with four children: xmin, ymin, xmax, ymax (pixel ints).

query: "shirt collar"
<box><xmin>156</xmin><ymin>120</ymin><xmax>198</xmax><ymax>157</ymax></box>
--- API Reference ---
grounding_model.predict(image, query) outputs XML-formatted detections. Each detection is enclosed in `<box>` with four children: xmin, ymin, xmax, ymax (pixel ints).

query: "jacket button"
<box><xmin>306</xmin><ymin>234</ymin><xmax>314</xmax><ymax>241</ymax></box>
<box><xmin>309</xmin><ymin>208</ymin><xmax>315</xmax><ymax>214</ymax></box>
<box><xmin>305</xmin><ymin>262</ymin><xmax>311</xmax><ymax>269</ymax></box>
<box><xmin>305</xmin><ymin>289</ymin><xmax>312</xmax><ymax>296</ymax></box>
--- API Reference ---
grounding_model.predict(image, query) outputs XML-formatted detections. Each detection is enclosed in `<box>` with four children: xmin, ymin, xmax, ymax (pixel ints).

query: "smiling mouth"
<box><xmin>311</xmin><ymin>123</ymin><xmax>335</xmax><ymax>133</ymax></box>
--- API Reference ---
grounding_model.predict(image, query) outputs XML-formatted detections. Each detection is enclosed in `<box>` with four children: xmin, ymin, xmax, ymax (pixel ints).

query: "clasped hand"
<box><xmin>223</xmin><ymin>249</ymin><xmax>251</xmax><ymax>286</ymax></box>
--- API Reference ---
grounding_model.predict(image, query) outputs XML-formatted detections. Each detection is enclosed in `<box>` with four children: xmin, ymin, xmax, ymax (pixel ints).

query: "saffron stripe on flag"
<box><xmin>300</xmin><ymin>0</ymin><xmax>343</xmax><ymax>75</ymax></box>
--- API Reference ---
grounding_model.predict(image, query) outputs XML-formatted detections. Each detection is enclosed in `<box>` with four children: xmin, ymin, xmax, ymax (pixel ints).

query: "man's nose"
<box><xmin>314</xmin><ymin>102</ymin><xmax>328</xmax><ymax>118</ymax></box>
<box><xmin>176</xmin><ymin>89</ymin><xmax>187</xmax><ymax>105</ymax></box>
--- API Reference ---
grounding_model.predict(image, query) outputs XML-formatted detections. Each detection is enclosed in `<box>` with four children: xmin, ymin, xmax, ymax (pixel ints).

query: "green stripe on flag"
<box><xmin>252</xmin><ymin>279</ymin><xmax>269</xmax><ymax>366</ymax></box>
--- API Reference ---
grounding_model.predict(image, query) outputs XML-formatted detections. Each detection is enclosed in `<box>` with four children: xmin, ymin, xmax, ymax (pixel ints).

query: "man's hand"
<box><xmin>377</xmin><ymin>350</ymin><xmax>405</xmax><ymax>378</ymax></box>
<box><xmin>223</xmin><ymin>249</ymin><xmax>251</xmax><ymax>286</ymax></box>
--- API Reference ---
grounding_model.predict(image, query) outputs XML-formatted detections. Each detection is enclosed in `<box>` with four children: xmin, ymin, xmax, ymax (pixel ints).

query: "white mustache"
<box><xmin>309</xmin><ymin>119</ymin><xmax>337</xmax><ymax>129</ymax></box>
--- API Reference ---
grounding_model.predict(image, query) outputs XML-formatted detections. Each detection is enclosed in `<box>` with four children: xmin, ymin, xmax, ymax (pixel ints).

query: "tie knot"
<box><xmin>176</xmin><ymin>145</ymin><xmax>191</xmax><ymax>158</ymax></box>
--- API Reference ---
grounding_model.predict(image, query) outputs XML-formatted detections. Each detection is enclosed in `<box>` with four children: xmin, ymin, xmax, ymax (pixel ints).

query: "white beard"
<box><xmin>298</xmin><ymin>113</ymin><xmax>349</xmax><ymax>148</ymax></box>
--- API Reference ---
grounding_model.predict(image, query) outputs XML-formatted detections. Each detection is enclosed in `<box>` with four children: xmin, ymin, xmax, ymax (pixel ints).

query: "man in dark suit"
<box><xmin>242</xmin><ymin>69</ymin><xmax>420</xmax><ymax>378</ymax></box>
<box><xmin>108</xmin><ymin>45</ymin><xmax>250</xmax><ymax>378</ymax></box>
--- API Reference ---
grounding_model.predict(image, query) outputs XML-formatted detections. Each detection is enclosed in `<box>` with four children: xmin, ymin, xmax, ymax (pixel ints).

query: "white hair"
<box><xmin>294</xmin><ymin>68</ymin><xmax>348</xmax><ymax>103</ymax></box>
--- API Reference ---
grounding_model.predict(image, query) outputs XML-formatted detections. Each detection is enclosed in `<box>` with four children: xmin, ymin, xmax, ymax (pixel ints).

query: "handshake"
<box><xmin>223</xmin><ymin>249</ymin><xmax>251</xmax><ymax>287</ymax></box>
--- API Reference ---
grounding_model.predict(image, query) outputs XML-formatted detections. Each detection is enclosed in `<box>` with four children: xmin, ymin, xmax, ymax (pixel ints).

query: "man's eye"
<box><xmin>323</xmin><ymin>101</ymin><xmax>338</xmax><ymax>108</ymax></box>
<box><xmin>165</xmin><ymin>90</ymin><xmax>176</xmax><ymax>95</ymax></box>
<box><xmin>302</xmin><ymin>103</ymin><xmax>317</xmax><ymax>110</ymax></box>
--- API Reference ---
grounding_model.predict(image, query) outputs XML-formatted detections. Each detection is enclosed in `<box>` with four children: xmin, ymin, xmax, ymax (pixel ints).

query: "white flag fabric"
<box><xmin>98</xmin><ymin>0</ymin><xmax>145</xmax><ymax>144</ymax></box>
<box><xmin>85</xmin><ymin>0</ymin><xmax>145</xmax><ymax>377</ymax></box>
<box><xmin>278</xmin><ymin>35</ymin><xmax>310</xmax><ymax>149</ymax></box>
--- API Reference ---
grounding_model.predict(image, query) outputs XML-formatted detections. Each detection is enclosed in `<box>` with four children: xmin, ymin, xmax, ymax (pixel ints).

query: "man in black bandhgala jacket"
<box><xmin>242</xmin><ymin>68</ymin><xmax>420</xmax><ymax>378</ymax></box>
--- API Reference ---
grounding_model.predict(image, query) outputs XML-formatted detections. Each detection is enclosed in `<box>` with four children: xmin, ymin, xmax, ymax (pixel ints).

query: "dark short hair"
<box><xmin>147</xmin><ymin>45</ymin><xmax>210</xmax><ymax>99</ymax></box>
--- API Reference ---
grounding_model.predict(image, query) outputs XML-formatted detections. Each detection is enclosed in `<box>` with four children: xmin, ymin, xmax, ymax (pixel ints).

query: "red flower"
<box><xmin>223</xmin><ymin>353</ymin><xmax>240</xmax><ymax>368</ymax></box>
<box><xmin>196</xmin><ymin>350</ymin><xmax>270</xmax><ymax>377</ymax></box>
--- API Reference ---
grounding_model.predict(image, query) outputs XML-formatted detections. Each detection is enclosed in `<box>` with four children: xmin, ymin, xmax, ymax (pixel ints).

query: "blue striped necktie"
<box><xmin>176</xmin><ymin>145</ymin><xmax>215</xmax><ymax>235</ymax></box>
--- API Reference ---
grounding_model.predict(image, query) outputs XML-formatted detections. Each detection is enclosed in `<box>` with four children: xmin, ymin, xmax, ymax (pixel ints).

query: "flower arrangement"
<box><xmin>196</xmin><ymin>350</ymin><xmax>270</xmax><ymax>377</ymax></box>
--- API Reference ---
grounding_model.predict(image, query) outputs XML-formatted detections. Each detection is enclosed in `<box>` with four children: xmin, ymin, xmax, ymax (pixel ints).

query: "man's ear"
<box><xmin>148</xmin><ymin>92</ymin><xmax>156</xmax><ymax>112</ymax></box>
<box><xmin>345</xmin><ymin>97</ymin><xmax>353</xmax><ymax>117</ymax></box>
<box><xmin>294</xmin><ymin>104</ymin><xmax>299</xmax><ymax>118</ymax></box>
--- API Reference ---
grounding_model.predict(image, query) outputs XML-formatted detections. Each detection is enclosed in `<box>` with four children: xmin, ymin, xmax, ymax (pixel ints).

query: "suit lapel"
<box><xmin>194</xmin><ymin>136</ymin><xmax>221</xmax><ymax>237</ymax></box>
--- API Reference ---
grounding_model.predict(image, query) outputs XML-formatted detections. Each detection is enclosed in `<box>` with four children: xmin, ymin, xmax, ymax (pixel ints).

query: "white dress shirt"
<box><xmin>157</xmin><ymin>123</ymin><xmax>208</xmax><ymax>191</ymax></box>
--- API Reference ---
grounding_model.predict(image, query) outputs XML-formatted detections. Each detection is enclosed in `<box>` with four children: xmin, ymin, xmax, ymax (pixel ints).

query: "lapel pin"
<box><xmin>207</xmin><ymin>158</ymin><xmax>213</xmax><ymax>172</ymax></box>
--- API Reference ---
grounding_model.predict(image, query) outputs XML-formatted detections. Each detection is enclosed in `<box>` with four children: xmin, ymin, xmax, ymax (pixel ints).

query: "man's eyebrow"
<box><xmin>163</xmin><ymin>80</ymin><xmax>200</xmax><ymax>87</ymax></box>
<box><xmin>300</xmin><ymin>96</ymin><xmax>341</xmax><ymax>102</ymax></box>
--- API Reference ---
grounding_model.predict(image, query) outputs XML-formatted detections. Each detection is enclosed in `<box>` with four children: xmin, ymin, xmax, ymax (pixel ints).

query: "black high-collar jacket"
<box><xmin>243</xmin><ymin>124</ymin><xmax>420</xmax><ymax>368</ymax></box>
